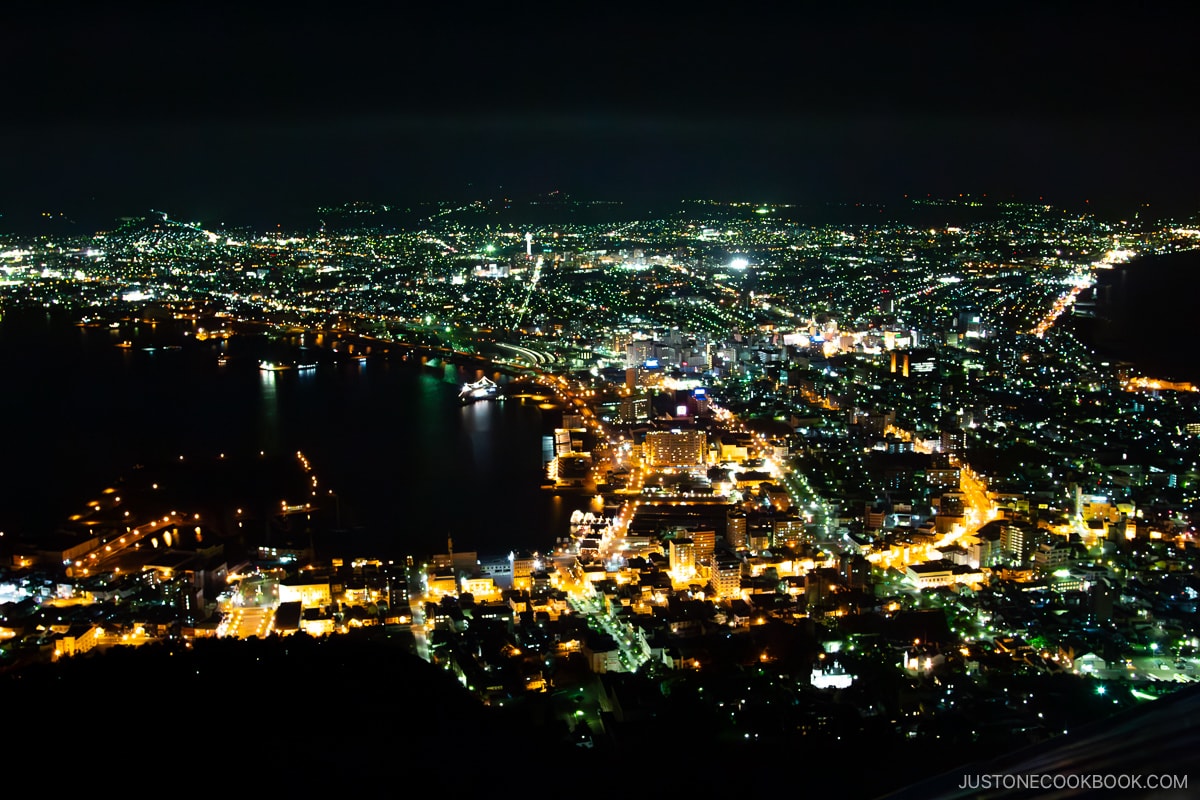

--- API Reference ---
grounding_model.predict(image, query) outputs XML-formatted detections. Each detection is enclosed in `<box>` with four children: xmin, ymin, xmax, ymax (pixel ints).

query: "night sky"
<box><xmin>4</xmin><ymin>3</ymin><xmax>1198</xmax><ymax>226</ymax></box>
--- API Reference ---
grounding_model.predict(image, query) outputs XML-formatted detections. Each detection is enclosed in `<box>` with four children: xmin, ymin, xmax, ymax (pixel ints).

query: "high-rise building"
<box><xmin>669</xmin><ymin>538</ymin><xmax>696</xmax><ymax>578</ymax></box>
<box><xmin>385</xmin><ymin>564</ymin><xmax>409</xmax><ymax>608</ymax></box>
<box><xmin>940</xmin><ymin>427</ymin><xmax>967</xmax><ymax>456</ymax></box>
<box><xmin>1000</xmin><ymin>522</ymin><xmax>1036</xmax><ymax>563</ymax></box>
<box><xmin>644</xmin><ymin>429</ymin><xmax>707</xmax><ymax>469</ymax></box>
<box><xmin>771</xmin><ymin>515</ymin><xmax>806</xmax><ymax>548</ymax></box>
<box><xmin>626</xmin><ymin>339</ymin><xmax>655</xmax><ymax>368</ymax></box>
<box><xmin>711</xmin><ymin>553</ymin><xmax>743</xmax><ymax>599</ymax></box>
<box><xmin>689</xmin><ymin>529</ymin><xmax>715</xmax><ymax>564</ymax></box>
<box><xmin>726</xmin><ymin>509</ymin><xmax>748</xmax><ymax>550</ymax></box>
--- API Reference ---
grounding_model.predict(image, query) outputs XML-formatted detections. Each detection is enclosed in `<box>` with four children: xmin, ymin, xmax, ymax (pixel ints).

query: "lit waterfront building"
<box><xmin>509</xmin><ymin>550</ymin><xmax>538</xmax><ymax>592</ymax></box>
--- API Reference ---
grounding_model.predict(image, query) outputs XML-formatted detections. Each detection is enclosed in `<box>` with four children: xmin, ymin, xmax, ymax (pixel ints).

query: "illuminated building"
<box><xmin>509</xmin><ymin>550</ymin><xmax>538</xmax><ymax>591</ymax></box>
<box><xmin>811</xmin><ymin>655</ymin><xmax>855</xmax><ymax>689</ymax></box>
<box><xmin>762</xmin><ymin>483</ymin><xmax>791</xmax><ymax>512</ymax></box>
<box><xmin>689</xmin><ymin>529</ymin><xmax>715</xmax><ymax>564</ymax></box>
<box><xmin>431</xmin><ymin>541</ymin><xmax>478</xmax><ymax>577</ymax></box>
<box><xmin>771</xmin><ymin>514</ymin><xmax>807</xmax><ymax>548</ymax></box>
<box><xmin>926</xmin><ymin>467</ymin><xmax>961</xmax><ymax>492</ymax></box>
<box><xmin>552</xmin><ymin>452</ymin><xmax>592</xmax><ymax>486</ymax></box>
<box><xmin>668</xmin><ymin>537</ymin><xmax>695</xmax><ymax>579</ymax></box>
<box><xmin>273</xmin><ymin>601</ymin><xmax>302</xmax><ymax>636</ymax></box>
<box><xmin>1031</xmin><ymin>540</ymin><xmax>1077</xmax><ymax>572</ymax></box>
<box><xmin>460</xmin><ymin>575</ymin><xmax>498</xmax><ymax>599</ymax></box>
<box><xmin>940</xmin><ymin>427</ymin><xmax>967</xmax><ymax>456</ymax></box>
<box><xmin>956</xmin><ymin>309</ymin><xmax>986</xmax><ymax>339</ymax></box>
<box><xmin>53</xmin><ymin>624</ymin><xmax>103</xmax><ymax>660</ymax></box>
<box><xmin>906</xmin><ymin>350</ymin><xmax>937</xmax><ymax>376</ymax></box>
<box><xmin>726</xmin><ymin>509</ymin><xmax>748</xmax><ymax>549</ymax></box>
<box><xmin>473</xmin><ymin>261</ymin><xmax>509</xmax><ymax>279</ymax></box>
<box><xmin>1000</xmin><ymin>522</ymin><xmax>1037</xmax><ymax>563</ymax></box>
<box><xmin>934</xmin><ymin>491</ymin><xmax>967</xmax><ymax>534</ymax></box>
<box><xmin>717</xmin><ymin>431</ymin><xmax>753</xmax><ymax>462</ymax></box>
<box><xmin>385</xmin><ymin>565</ymin><xmax>409</xmax><ymax>608</ymax></box>
<box><xmin>906</xmin><ymin>561</ymin><xmax>955</xmax><ymax>589</ymax></box>
<box><xmin>619</xmin><ymin>393</ymin><xmax>651</xmax><ymax>423</ymax></box>
<box><xmin>865</xmin><ymin>504</ymin><xmax>887</xmax><ymax>531</ymax></box>
<box><xmin>581</xmin><ymin>632</ymin><xmax>622</xmax><ymax>673</ymax></box>
<box><xmin>626</xmin><ymin>338</ymin><xmax>655</xmax><ymax>367</ymax></box>
<box><xmin>428</xmin><ymin>572</ymin><xmax>458</xmax><ymax>597</ymax></box>
<box><xmin>711</xmin><ymin>553</ymin><xmax>742</xmax><ymax>599</ymax></box>
<box><xmin>748</xmin><ymin>521</ymin><xmax>772</xmax><ymax>552</ymax></box>
<box><xmin>971</xmin><ymin>521</ymin><xmax>1005</xmax><ymax>567</ymax></box>
<box><xmin>279</xmin><ymin>577</ymin><xmax>333</xmax><ymax>609</ymax></box>
<box><xmin>644</xmin><ymin>429</ymin><xmax>707</xmax><ymax>468</ymax></box>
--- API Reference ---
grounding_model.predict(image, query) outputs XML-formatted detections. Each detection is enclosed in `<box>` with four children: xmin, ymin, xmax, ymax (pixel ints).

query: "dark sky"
<box><xmin>3</xmin><ymin>3</ymin><xmax>1198</xmax><ymax>226</ymax></box>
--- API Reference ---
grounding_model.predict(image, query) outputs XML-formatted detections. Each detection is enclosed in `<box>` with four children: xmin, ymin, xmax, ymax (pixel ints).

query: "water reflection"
<box><xmin>1</xmin><ymin>311</ymin><xmax>573</xmax><ymax>556</ymax></box>
<box><xmin>462</xmin><ymin>399</ymin><xmax>493</xmax><ymax>470</ymax></box>
<box><xmin>258</xmin><ymin>368</ymin><xmax>280</xmax><ymax>453</ymax></box>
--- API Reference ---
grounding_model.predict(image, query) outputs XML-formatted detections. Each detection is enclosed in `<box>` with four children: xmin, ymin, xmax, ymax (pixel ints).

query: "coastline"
<box><xmin>1071</xmin><ymin>248</ymin><xmax>1200</xmax><ymax>385</ymax></box>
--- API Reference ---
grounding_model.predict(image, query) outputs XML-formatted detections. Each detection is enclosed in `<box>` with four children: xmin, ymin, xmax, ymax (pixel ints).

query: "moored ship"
<box><xmin>459</xmin><ymin>375</ymin><xmax>499</xmax><ymax>402</ymax></box>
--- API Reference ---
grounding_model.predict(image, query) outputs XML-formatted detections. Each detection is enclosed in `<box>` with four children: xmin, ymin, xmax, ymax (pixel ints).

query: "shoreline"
<box><xmin>1070</xmin><ymin>249</ymin><xmax>1200</xmax><ymax>385</ymax></box>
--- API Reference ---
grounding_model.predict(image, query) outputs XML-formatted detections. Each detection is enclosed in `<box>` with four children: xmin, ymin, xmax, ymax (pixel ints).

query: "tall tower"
<box><xmin>524</xmin><ymin>232</ymin><xmax>532</xmax><ymax>259</ymax></box>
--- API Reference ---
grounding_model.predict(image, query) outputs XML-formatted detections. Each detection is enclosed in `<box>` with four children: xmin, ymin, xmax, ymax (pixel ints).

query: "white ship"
<box><xmin>459</xmin><ymin>376</ymin><xmax>499</xmax><ymax>402</ymax></box>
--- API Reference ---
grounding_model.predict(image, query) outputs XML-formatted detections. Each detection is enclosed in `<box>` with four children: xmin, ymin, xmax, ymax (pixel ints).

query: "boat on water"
<box><xmin>217</xmin><ymin>355</ymin><xmax>229</xmax><ymax>366</ymax></box>
<box><xmin>459</xmin><ymin>376</ymin><xmax>499</xmax><ymax>402</ymax></box>
<box><xmin>259</xmin><ymin>361</ymin><xmax>291</xmax><ymax>372</ymax></box>
<box><xmin>297</xmin><ymin>363</ymin><xmax>317</xmax><ymax>371</ymax></box>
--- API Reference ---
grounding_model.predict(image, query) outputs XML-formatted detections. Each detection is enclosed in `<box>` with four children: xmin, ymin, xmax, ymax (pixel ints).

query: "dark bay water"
<box><xmin>0</xmin><ymin>310</ymin><xmax>574</xmax><ymax>559</ymax></box>
<box><xmin>1071</xmin><ymin>247</ymin><xmax>1200</xmax><ymax>384</ymax></box>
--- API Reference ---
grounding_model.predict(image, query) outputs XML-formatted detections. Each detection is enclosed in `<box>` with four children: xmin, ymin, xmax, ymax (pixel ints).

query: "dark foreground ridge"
<box><xmin>880</xmin><ymin>681</ymin><xmax>1200</xmax><ymax>799</ymax></box>
<box><xmin>4</xmin><ymin>633</ymin><xmax>575</xmax><ymax>785</ymax></box>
